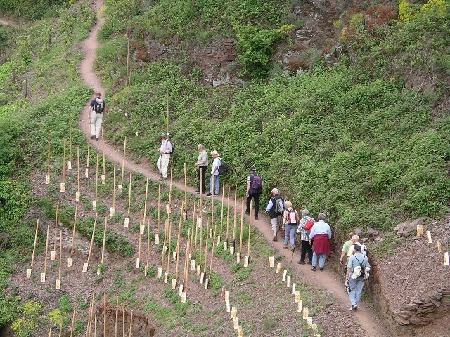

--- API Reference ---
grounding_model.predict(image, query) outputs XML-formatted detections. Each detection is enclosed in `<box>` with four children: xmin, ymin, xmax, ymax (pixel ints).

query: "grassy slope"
<box><xmin>0</xmin><ymin>0</ymin><xmax>95</xmax><ymax>328</ymax></box>
<box><xmin>99</xmin><ymin>0</ymin><xmax>449</xmax><ymax>232</ymax></box>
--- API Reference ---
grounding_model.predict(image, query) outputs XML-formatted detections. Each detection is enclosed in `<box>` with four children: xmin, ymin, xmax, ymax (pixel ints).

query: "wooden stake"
<box><xmin>225</xmin><ymin>187</ymin><xmax>231</xmax><ymax>249</ymax></box>
<box><xmin>76</xmin><ymin>147</ymin><xmax>80</xmax><ymax>201</ymax></box>
<box><xmin>119</xmin><ymin>137</ymin><xmax>126</xmax><ymax>190</ymax></box>
<box><xmin>166</xmin><ymin>214</ymin><xmax>173</xmax><ymax>279</ymax></box>
<box><xmin>41</xmin><ymin>224</ymin><xmax>50</xmax><ymax>283</ymax></box>
<box><xmin>124</xmin><ymin>172</ymin><xmax>132</xmax><ymax>228</ymax></box>
<box><xmin>68</xmin><ymin>122</ymin><xmax>73</xmax><ymax>170</ymax></box>
<box><xmin>56</xmin><ymin>230</ymin><xmax>62</xmax><ymax>289</ymax></box>
<box><xmin>122</xmin><ymin>306</ymin><xmax>125</xmax><ymax>337</ymax></box>
<box><xmin>183</xmin><ymin>228</ymin><xmax>191</xmax><ymax>291</ymax></box>
<box><xmin>246</xmin><ymin>212</ymin><xmax>251</xmax><ymax>264</ymax></box>
<box><xmin>101</xmin><ymin>151</ymin><xmax>106</xmax><ymax>184</ymax></box>
<box><xmin>45</xmin><ymin>138</ymin><xmax>50</xmax><ymax>184</ymax></box>
<box><xmin>103</xmin><ymin>294</ymin><xmax>106</xmax><ymax>337</ymax></box>
<box><xmin>218</xmin><ymin>185</ymin><xmax>225</xmax><ymax>244</ymax></box>
<box><xmin>85</xmin><ymin>144</ymin><xmax>90</xmax><ymax>178</ymax></box>
<box><xmin>145</xmin><ymin>219</ymin><xmax>151</xmax><ymax>276</ymax></box>
<box><xmin>94</xmin><ymin>154</ymin><xmax>99</xmax><ymax>210</ymax></box>
<box><xmin>60</xmin><ymin>139</ymin><xmax>66</xmax><ymax>192</ymax></box>
<box><xmin>83</xmin><ymin>215</ymin><xmax>97</xmax><ymax>273</ymax></box>
<box><xmin>166</xmin><ymin>89</ymin><xmax>169</xmax><ymax>134</ymax></box>
<box><xmin>136</xmin><ymin>219</ymin><xmax>143</xmax><ymax>269</ymax></box>
<box><xmin>232</xmin><ymin>188</ymin><xmax>237</xmax><ymax>244</ymax></box>
<box><xmin>98</xmin><ymin>217</ymin><xmax>107</xmax><ymax>275</ymax></box>
<box><xmin>175</xmin><ymin>210</ymin><xmax>183</xmax><ymax>281</ymax></box>
<box><xmin>110</xmin><ymin>166</ymin><xmax>116</xmax><ymax>217</ymax></box>
<box><xmin>68</xmin><ymin>205</ymin><xmax>77</xmax><ymax>267</ymax></box>
<box><xmin>114</xmin><ymin>298</ymin><xmax>119</xmax><ymax>337</ymax></box>
<box><xmin>27</xmin><ymin>219</ymin><xmax>39</xmax><ymax>278</ymax></box>
<box><xmin>143</xmin><ymin>178</ymin><xmax>149</xmax><ymax>223</ymax></box>
<box><xmin>128</xmin><ymin>310</ymin><xmax>133</xmax><ymax>337</ymax></box>
<box><xmin>239</xmin><ymin>200</ymin><xmax>244</xmax><ymax>254</ymax></box>
<box><xmin>51</xmin><ymin>206</ymin><xmax>59</xmax><ymax>261</ymax></box>
<box><xmin>69</xmin><ymin>307</ymin><xmax>76</xmax><ymax>337</ymax></box>
<box><xmin>155</xmin><ymin>184</ymin><xmax>161</xmax><ymax>243</ymax></box>
<box><xmin>184</xmin><ymin>162</ymin><xmax>187</xmax><ymax>210</ymax></box>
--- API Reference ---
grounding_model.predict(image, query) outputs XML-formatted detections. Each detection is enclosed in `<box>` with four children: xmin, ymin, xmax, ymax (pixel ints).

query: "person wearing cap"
<box><xmin>194</xmin><ymin>144</ymin><xmax>208</xmax><ymax>193</ymax></box>
<box><xmin>346</xmin><ymin>244</ymin><xmax>371</xmax><ymax>311</ymax></box>
<box><xmin>282</xmin><ymin>201</ymin><xmax>299</xmax><ymax>251</ymax></box>
<box><xmin>309</xmin><ymin>213</ymin><xmax>332</xmax><ymax>271</ymax></box>
<box><xmin>297</xmin><ymin>209</ymin><xmax>315</xmax><ymax>264</ymax></box>
<box><xmin>245</xmin><ymin>166</ymin><xmax>263</xmax><ymax>220</ymax></box>
<box><xmin>339</xmin><ymin>234</ymin><xmax>360</xmax><ymax>277</ymax></box>
<box><xmin>156</xmin><ymin>132</ymin><xmax>173</xmax><ymax>179</ymax></box>
<box><xmin>206</xmin><ymin>150</ymin><xmax>220</xmax><ymax>196</ymax></box>
<box><xmin>265</xmin><ymin>188</ymin><xmax>283</xmax><ymax>241</ymax></box>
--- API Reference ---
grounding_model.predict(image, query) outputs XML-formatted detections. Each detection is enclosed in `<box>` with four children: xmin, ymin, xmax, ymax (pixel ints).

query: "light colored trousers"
<box><xmin>270</xmin><ymin>217</ymin><xmax>278</xmax><ymax>236</ymax></box>
<box><xmin>348</xmin><ymin>277</ymin><xmax>365</xmax><ymax>306</ymax></box>
<box><xmin>157</xmin><ymin>154</ymin><xmax>170</xmax><ymax>178</ymax></box>
<box><xmin>90</xmin><ymin>110</ymin><xmax>103</xmax><ymax>138</ymax></box>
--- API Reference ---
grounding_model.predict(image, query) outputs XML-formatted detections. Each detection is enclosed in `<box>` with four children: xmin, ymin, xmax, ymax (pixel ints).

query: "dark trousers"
<box><xmin>300</xmin><ymin>240</ymin><xmax>313</xmax><ymax>264</ymax></box>
<box><xmin>197</xmin><ymin>166</ymin><xmax>207</xmax><ymax>193</ymax></box>
<box><xmin>246</xmin><ymin>192</ymin><xmax>261</xmax><ymax>217</ymax></box>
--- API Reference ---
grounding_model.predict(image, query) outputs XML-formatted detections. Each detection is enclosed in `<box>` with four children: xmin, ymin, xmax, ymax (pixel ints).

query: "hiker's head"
<box><xmin>198</xmin><ymin>144</ymin><xmax>204</xmax><ymax>151</ymax></box>
<box><xmin>317</xmin><ymin>213</ymin><xmax>326</xmax><ymax>221</ymax></box>
<box><xmin>284</xmin><ymin>201</ymin><xmax>293</xmax><ymax>209</ymax></box>
<box><xmin>351</xmin><ymin>234</ymin><xmax>359</xmax><ymax>243</ymax></box>
<box><xmin>270</xmin><ymin>188</ymin><xmax>279</xmax><ymax>196</ymax></box>
<box><xmin>353</xmin><ymin>244</ymin><xmax>362</xmax><ymax>252</ymax></box>
<box><xmin>211</xmin><ymin>150</ymin><xmax>219</xmax><ymax>157</ymax></box>
<box><xmin>161</xmin><ymin>132</ymin><xmax>168</xmax><ymax>139</ymax></box>
<box><xmin>302</xmin><ymin>209</ymin><xmax>310</xmax><ymax>217</ymax></box>
<box><xmin>96</xmin><ymin>92</ymin><xmax>101</xmax><ymax>98</ymax></box>
<box><xmin>249</xmin><ymin>166</ymin><xmax>256</xmax><ymax>172</ymax></box>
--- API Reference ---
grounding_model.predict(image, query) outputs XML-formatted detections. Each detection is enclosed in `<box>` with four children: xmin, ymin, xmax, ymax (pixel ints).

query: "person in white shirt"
<box><xmin>206</xmin><ymin>150</ymin><xmax>220</xmax><ymax>196</ymax></box>
<box><xmin>156</xmin><ymin>132</ymin><xmax>173</xmax><ymax>179</ymax></box>
<box><xmin>194</xmin><ymin>144</ymin><xmax>208</xmax><ymax>193</ymax></box>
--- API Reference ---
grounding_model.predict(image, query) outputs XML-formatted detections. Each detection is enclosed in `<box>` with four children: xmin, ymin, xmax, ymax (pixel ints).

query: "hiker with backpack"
<box><xmin>156</xmin><ymin>132</ymin><xmax>173</xmax><ymax>180</ymax></box>
<box><xmin>265</xmin><ymin>188</ymin><xmax>284</xmax><ymax>241</ymax></box>
<box><xmin>206</xmin><ymin>150</ymin><xmax>220</xmax><ymax>196</ymax></box>
<box><xmin>309</xmin><ymin>213</ymin><xmax>332</xmax><ymax>271</ymax></box>
<box><xmin>297</xmin><ymin>209</ymin><xmax>315</xmax><ymax>265</ymax></box>
<box><xmin>346</xmin><ymin>244</ymin><xmax>371</xmax><ymax>311</ymax></box>
<box><xmin>194</xmin><ymin>144</ymin><xmax>208</xmax><ymax>194</ymax></box>
<box><xmin>245</xmin><ymin>166</ymin><xmax>263</xmax><ymax>220</ymax></box>
<box><xmin>89</xmin><ymin>92</ymin><xmax>105</xmax><ymax>141</ymax></box>
<box><xmin>282</xmin><ymin>201</ymin><xmax>299</xmax><ymax>251</ymax></box>
<box><xmin>340</xmin><ymin>234</ymin><xmax>360</xmax><ymax>278</ymax></box>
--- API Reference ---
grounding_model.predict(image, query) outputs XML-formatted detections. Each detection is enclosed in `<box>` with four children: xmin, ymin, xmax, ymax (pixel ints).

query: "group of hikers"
<box><xmin>89</xmin><ymin>94</ymin><xmax>371</xmax><ymax>311</ymax></box>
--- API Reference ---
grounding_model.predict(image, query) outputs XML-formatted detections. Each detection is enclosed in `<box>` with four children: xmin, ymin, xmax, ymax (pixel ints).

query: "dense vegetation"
<box><xmin>99</xmin><ymin>0</ymin><xmax>449</xmax><ymax>231</ymax></box>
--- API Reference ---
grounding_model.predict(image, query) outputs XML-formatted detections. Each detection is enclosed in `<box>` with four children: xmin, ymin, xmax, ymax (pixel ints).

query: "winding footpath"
<box><xmin>78</xmin><ymin>4</ymin><xmax>389</xmax><ymax>337</ymax></box>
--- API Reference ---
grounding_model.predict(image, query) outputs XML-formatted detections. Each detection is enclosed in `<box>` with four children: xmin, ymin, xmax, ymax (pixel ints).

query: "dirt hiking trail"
<box><xmin>78</xmin><ymin>3</ymin><xmax>389</xmax><ymax>337</ymax></box>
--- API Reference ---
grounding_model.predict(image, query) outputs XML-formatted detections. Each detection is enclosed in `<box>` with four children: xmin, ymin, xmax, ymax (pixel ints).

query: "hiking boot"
<box><xmin>283</xmin><ymin>244</ymin><xmax>288</xmax><ymax>249</ymax></box>
<box><xmin>353</xmin><ymin>305</ymin><xmax>358</xmax><ymax>310</ymax></box>
<box><xmin>245</xmin><ymin>211</ymin><xmax>250</xmax><ymax>216</ymax></box>
<box><xmin>290</xmin><ymin>246</ymin><xmax>295</xmax><ymax>252</ymax></box>
<box><xmin>206</xmin><ymin>193</ymin><xmax>212</xmax><ymax>196</ymax></box>
<box><xmin>254</xmin><ymin>216</ymin><xmax>258</xmax><ymax>220</ymax></box>
<box><xmin>90</xmin><ymin>135</ymin><xmax>95</xmax><ymax>139</ymax></box>
<box><xmin>298</xmin><ymin>260</ymin><xmax>305</xmax><ymax>265</ymax></box>
<box><xmin>311</xmin><ymin>266</ymin><xmax>316</xmax><ymax>271</ymax></box>
<box><xmin>96</xmin><ymin>137</ymin><xmax>99</xmax><ymax>141</ymax></box>
<box><xmin>273</xmin><ymin>236</ymin><xmax>278</xmax><ymax>242</ymax></box>
<box><xmin>320</xmin><ymin>267</ymin><xmax>324</xmax><ymax>271</ymax></box>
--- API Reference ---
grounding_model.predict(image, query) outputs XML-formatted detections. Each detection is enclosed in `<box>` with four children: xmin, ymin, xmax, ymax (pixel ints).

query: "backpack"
<box><xmin>218</xmin><ymin>159</ymin><xmax>229</xmax><ymax>175</ymax></box>
<box><xmin>250</xmin><ymin>174</ymin><xmax>262</xmax><ymax>191</ymax></box>
<box><xmin>94</xmin><ymin>98</ymin><xmax>104</xmax><ymax>113</ymax></box>
<box><xmin>287</xmin><ymin>208</ymin><xmax>298</xmax><ymax>224</ymax></box>
<box><xmin>352</xmin><ymin>256</ymin><xmax>365</xmax><ymax>279</ymax></box>
<box><xmin>168</xmin><ymin>140</ymin><xmax>174</xmax><ymax>154</ymax></box>
<box><xmin>303</xmin><ymin>219</ymin><xmax>314</xmax><ymax>231</ymax></box>
<box><xmin>273</xmin><ymin>196</ymin><xmax>284</xmax><ymax>214</ymax></box>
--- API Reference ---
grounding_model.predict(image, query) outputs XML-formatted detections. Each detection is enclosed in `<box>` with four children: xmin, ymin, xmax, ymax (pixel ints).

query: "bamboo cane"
<box><xmin>225</xmin><ymin>187</ymin><xmax>231</xmax><ymax>248</ymax></box>
<box><xmin>68</xmin><ymin>205</ymin><xmax>77</xmax><ymax>267</ymax></box>
<box><xmin>114</xmin><ymin>298</ymin><xmax>118</xmax><ymax>337</ymax></box>
<box><xmin>122</xmin><ymin>306</ymin><xmax>125</xmax><ymax>337</ymax></box>
<box><xmin>239</xmin><ymin>200</ymin><xmax>244</xmax><ymax>254</ymax></box>
<box><xmin>136</xmin><ymin>219</ymin><xmax>142</xmax><ymax>269</ymax></box>
<box><xmin>120</xmin><ymin>137</ymin><xmax>127</xmax><ymax>189</ymax></box>
<box><xmin>41</xmin><ymin>224</ymin><xmax>50</xmax><ymax>282</ymax></box>
<box><xmin>145</xmin><ymin>218</ymin><xmax>150</xmax><ymax>276</ymax></box>
<box><xmin>101</xmin><ymin>151</ymin><xmax>106</xmax><ymax>184</ymax></box>
<box><xmin>45</xmin><ymin>138</ymin><xmax>50</xmax><ymax>184</ymax></box>
<box><xmin>125</xmin><ymin>172</ymin><xmax>132</xmax><ymax>228</ymax></box>
<box><xmin>103</xmin><ymin>293</ymin><xmax>106</xmax><ymax>337</ymax></box>
<box><xmin>69</xmin><ymin>307</ymin><xmax>76</xmax><ymax>337</ymax></box>
<box><xmin>76</xmin><ymin>147</ymin><xmax>80</xmax><ymax>201</ymax></box>
<box><xmin>218</xmin><ymin>185</ymin><xmax>225</xmax><ymax>243</ymax></box>
<box><xmin>85</xmin><ymin>144</ymin><xmax>90</xmax><ymax>178</ymax></box>
<box><xmin>128</xmin><ymin>310</ymin><xmax>133</xmax><ymax>337</ymax></box>
<box><xmin>111</xmin><ymin>166</ymin><xmax>116</xmax><ymax>217</ymax></box>
<box><xmin>51</xmin><ymin>206</ymin><xmax>59</xmax><ymax>260</ymax></box>
<box><xmin>84</xmin><ymin>215</ymin><xmax>97</xmax><ymax>272</ymax></box>
<box><xmin>98</xmin><ymin>217</ymin><xmax>107</xmax><ymax>274</ymax></box>
<box><xmin>175</xmin><ymin>212</ymin><xmax>183</xmax><ymax>280</ymax></box>
<box><xmin>56</xmin><ymin>230</ymin><xmax>62</xmax><ymax>289</ymax></box>
<box><xmin>184</xmin><ymin>162</ymin><xmax>187</xmax><ymax>210</ymax></box>
<box><xmin>68</xmin><ymin>122</ymin><xmax>72</xmax><ymax>170</ymax></box>
<box><xmin>232</xmin><ymin>188</ymin><xmax>237</xmax><ymax>243</ymax></box>
<box><xmin>60</xmin><ymin>139</ymin><xmax>66</xmax><ymax>192</ymax></box>
<box><xmin>143</xmin><ymin>178</ymin><xmax>149</xmax><ymax>224</ymax></box>
<box><xmin>155</xmin><ymin>184</ymin><xmax>160</xmax><ymax>243</ymax></box>
<box><xmin>30</xmin><ymin>219</ymin><xmax>39</xmax><ymax>268</ymax></box>
<box><xmin>94</xmin><ymin>154</ymin><xmax>99</xmax><ymax>209</ymax></box>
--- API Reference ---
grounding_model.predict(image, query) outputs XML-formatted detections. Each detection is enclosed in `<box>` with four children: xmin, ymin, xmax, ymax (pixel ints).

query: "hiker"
<box><xmin>194</xmin><ymin>144</ymin><xmax>208</xmax><ymax>193</ymax></box>
<box><xmin>245</xmin><ymin>166</ymin><xmax>263</xmax><ymax>220</ymax></box>
<box><xmin>297</xmin><ymin>209</ymin><xmax>314</xmax><ymax>265</ymax></box>
<box><xmin>339</xmin><ymin>234</ymin><xmax>360</xmax><ymax>277</ymax></box>
<box><xmin>265</xmin><ymin>188</ymin><xmax>284</xmax><ymax>241</ymax></box>
<box><xmin>346</xmin><ymin>244</ymin><xmax>371</xmax><ymax>310</ymax></box>
<box><xmin>156</xmin><ymin>132</ymin><xmax>173</xmax><ymax>180</ymax></box>
<box><xmin>206</xmin><ymin>150</ymin><xmax>220</xmax><ymax>196</ymax></box>
<box><xmin>89</xmin><ymin>92</ymin><xmax>105</xmax><ymax>141</ymax></box>
<box><xmin>309</xmin><ymin>213</ymin><xmax>331</xmax><ymax>271</ymax></box>
<box><xmin>282</xmin><ymin>201</ymin><xmax>298</xmax><ymax>251</ymax></box>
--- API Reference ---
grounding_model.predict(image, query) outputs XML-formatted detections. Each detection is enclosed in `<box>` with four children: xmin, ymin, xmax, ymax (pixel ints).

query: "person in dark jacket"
<box><xmin>245</xmin><ymin>166</ymin><xmax>263</xmax><ymax>220</ymax></box>
<box><xmin>265</xmin><ymin>188</ymin><xmax>283</xmax><ymax>241</ymax></box>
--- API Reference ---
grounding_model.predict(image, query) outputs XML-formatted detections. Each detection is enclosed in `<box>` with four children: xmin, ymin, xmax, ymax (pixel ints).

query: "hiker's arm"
<box><xmin>246</xmin><ymin>177</ymin><xmax>250</xmax><ymax>195</ymax></box>
<box><xmin>339</xmin><ymin>250</ymin><xmax>346</xmax><ymax>264</ymax></box>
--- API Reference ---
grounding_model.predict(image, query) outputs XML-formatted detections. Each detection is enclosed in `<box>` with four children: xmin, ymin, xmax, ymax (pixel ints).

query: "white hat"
<box><xmin>211</xmin><ymin>150</ymin><xmax>219</xmax><ymax>156</ymax></box>
<box><xmin>271</xmin><ymin>188</ymin><xmax>279</xmax><ymax>195</ymax></box>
